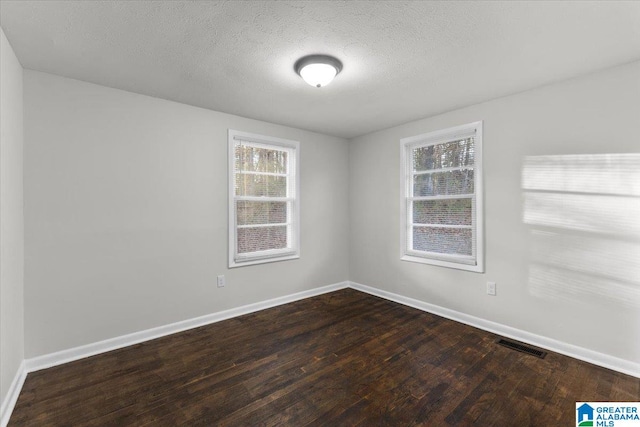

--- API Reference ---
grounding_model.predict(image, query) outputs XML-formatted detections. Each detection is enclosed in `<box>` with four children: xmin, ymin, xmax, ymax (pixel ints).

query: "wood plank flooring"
<box><xmin>9</xmin><ymin>289</ymin><xmax>640</xmax><ymax>426</ymax></box>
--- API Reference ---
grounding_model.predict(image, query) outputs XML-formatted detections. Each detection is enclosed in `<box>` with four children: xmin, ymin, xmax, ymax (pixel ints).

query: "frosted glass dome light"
<box><xmin>299</xmin><ymin>63</ymin><xmax>337</xmax><ymax>88</ymax></box>
<box><xmin>295</xmin><ymin>55</ymin><xmax>343</xmax><ymax>88</ymax></box>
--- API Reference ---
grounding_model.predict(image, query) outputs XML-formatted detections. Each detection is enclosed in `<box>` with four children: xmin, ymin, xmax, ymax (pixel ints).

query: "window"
<box><xmin>228</xmin><ymin>130</ymin><xmax>300</xmax><ymax>267</ymax></box>
<box><xmin>400</xmin><ymin>121</ymin><xmax>484</xmax><ymax>272</ymax></box>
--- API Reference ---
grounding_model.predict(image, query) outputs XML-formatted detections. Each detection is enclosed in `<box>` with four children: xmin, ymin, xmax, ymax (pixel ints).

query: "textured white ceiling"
<box><xmin>2</xmin><ymin>1</ymin><xmax>639</xmax><ymax>138</ymax></box>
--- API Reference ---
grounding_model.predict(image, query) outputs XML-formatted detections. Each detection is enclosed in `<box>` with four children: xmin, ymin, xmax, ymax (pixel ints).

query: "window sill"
<box><xmin>400</xmin><ymin>254</ymin><xmax>484</xmax><ymax>273</ymax></box>
<box><xmin>229</xmin><ymin>254</ymin><xmax>300</xmax><ymax>268</ymax></box>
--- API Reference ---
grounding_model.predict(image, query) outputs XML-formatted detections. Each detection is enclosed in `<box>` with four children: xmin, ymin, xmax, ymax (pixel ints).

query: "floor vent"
<box><xmin>497</xmin><ymin>339</ymin><xmax>547</xmax><ymax>359</ymax></box>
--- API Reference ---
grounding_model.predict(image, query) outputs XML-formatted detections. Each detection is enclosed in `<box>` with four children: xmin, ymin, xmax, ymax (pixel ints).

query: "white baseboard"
<box><xmin>0</xmin><ymin>360</ymin><xmax>26</xmax><ymax>427</ymax></box>
<box><xmin>25</xmin><ymin>281</ymin><xmax>349</xmax><ymax>373</ymax></box>
<box><xmin>349</xmin><ymin>281</ymin><xmax>640</xmax><ymax>378</ymax></box>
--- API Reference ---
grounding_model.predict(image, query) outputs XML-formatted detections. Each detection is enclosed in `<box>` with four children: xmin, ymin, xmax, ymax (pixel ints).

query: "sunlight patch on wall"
<box><xmin>523</xmin><ymin>154</ymin><xmax>640</xmax><ymax>308</ymax></box>
<box><xmin>524</xmin><ymin>192</ymin><xmax>639</xmax><ymax>235</ymax></box>
<box><xmin>522</xmin><ymin>154</ymin><xmax>640</xmax><ymax>196</ymax></box>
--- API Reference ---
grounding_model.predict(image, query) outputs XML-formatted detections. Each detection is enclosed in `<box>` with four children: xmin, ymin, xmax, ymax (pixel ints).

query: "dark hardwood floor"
<box><xmin>9</xmin><ymin>289</ymin><xmax>640</xmax><ymax>426</ymax></box>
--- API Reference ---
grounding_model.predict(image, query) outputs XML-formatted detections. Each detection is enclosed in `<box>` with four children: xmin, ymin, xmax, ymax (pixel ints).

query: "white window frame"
<box><xmin>228</xmin><ymin>129</ymin><xmax>300</xmax><ymax>268</ymax></box>
<box><xmin>400</xmin><ymin>121</ymin><xmax>484</xmax><ymax>272</ymax></box>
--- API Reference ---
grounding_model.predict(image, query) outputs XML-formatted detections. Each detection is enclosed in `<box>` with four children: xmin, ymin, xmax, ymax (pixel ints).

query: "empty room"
<box><xmin>1</xmin><ymin>1</ymin><xmax>639</xmax><ymax>425</ymax></box>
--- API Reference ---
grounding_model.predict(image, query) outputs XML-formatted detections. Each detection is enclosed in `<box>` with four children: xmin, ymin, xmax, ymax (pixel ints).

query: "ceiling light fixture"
<box><xmin>294</xmin><ymin>54</ymin><xmax>343</xmax><ymax>88</ymax></box>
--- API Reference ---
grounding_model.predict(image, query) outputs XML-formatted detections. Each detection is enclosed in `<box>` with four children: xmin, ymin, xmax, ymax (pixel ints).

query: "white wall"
<box><xmin>23</xmin><ymin>71</ymin><xmax>349</xmax><ymax>358</ymax></box>
<box><xmin>17</xmin><ymin>57</ymin><xmax>640</xmax><ymax>369</ymax></box>
<box><xmin>349</xmin><ymin>61</ymin><xmax>640</xmax><ymax>364</ymax></box>
<box><xmin>0</xmin><ymin>27</ymin><xmax>25</xmax><ymax>407</ymax></box>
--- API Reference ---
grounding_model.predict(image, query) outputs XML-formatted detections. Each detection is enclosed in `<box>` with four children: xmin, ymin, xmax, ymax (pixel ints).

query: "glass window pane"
<box><xmin>235</xmin><ymin>174</ymin><xmax>287</xmax><ymax>197</ymax></box>
<box><xmin>412</xmin><ymin>138</ymin><xmax>474</xmax><ymax>171</ymax></box>
<box><xmin>236</xmin><ymin>201</ymin><xmax>287</xmax><ymax>225</ymax></box>
<box><xmin>238</xmin><ymin>226</ymin><xmax>287</xmax><ymax>253</ymax></box>
<box><xmin>413</xmin><ymin>227</ymin><xmax>472</xmax><ymax>255</ymax></box>
<box><xmin>414</xmin><ymin>169</ymin><xmax>474</xmax><ymax>196</ymax></box>
<box><xmin>235</xmin><ymin>144</ymin><xmax>288</xmax><ymax>173</ymax></box>
<box><xmin>413</xmin><ymin>199</ymin><xmax>472</xmax><ymax>225</ymax></box>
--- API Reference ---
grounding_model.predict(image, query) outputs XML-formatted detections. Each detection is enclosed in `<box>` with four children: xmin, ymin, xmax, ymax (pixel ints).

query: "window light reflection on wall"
<box><xmin>522</xmin><ymin>153</ymin><xmax>640</xmax><ymax>308</ymax></box>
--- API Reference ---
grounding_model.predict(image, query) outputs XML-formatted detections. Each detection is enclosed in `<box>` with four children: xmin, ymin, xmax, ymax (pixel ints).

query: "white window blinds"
<box><xmin>228</xmin><ymin>130</ymin><xmax>300</xmax><ymax>267</ymax></box>
<box><xmin>401</xmin><ymin>122</ymin><xmax>484</xmax><ymax>272</ymax></box>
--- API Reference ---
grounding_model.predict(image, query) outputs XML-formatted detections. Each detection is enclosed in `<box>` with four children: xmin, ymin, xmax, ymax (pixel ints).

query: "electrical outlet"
<box><xmin>487</xmin><ymin>281</ymin><xmax>496</xmax><ymax>296</ymax></box>
<box><xmin>217</xmin><ymin>275</ymin><xmax>226</xmax><ymax>288</ymax></box>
